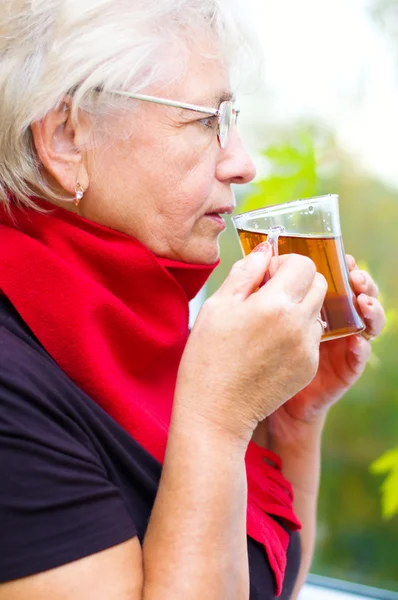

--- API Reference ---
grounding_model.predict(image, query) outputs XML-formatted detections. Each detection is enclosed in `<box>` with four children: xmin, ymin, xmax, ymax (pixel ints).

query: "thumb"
<box><xmin>217</xmin><ymin>242</ymin><xmax>272</xmax><ymax>300</ymax></box>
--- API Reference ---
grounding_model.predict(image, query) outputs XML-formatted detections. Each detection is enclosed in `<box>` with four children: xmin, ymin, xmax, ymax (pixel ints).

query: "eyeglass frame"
<box><xmin>106</xmin><ymin>90</ymin><xmax>240</xmax><ymax>149</ymax></box>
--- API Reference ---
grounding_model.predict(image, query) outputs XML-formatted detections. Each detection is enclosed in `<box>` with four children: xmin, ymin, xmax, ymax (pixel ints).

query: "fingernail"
<box><xmin>252</xmin><ymin>242</ymin><xmax>271</xmax><ymax>254</ymax></box>
<box><xmin>349</xmin><ymin>334</ymin><xmax>365</xmax><ymax>355</ymax></box>
<box><xmin>360</xmin><ymin>273</ymin><xmax>367</xmax><ymax>285</ymax></box>
<box><xmin>349</xmin><ymin>335</ymin><xmax>360</xmax><ymax>349</ymax></box>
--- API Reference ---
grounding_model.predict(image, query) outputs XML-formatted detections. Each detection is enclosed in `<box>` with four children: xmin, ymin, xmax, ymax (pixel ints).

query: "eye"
<box><xmin>198</xmin><ymin>115</ymin><xmax>218</xmax><ymax>130</ymax></box>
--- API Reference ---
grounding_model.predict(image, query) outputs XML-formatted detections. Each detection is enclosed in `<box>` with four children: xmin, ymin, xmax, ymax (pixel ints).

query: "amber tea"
<box><xmin>237</xmin><ymin>229</ymin><xmax>365</xmax><ymax>341</ymax></box>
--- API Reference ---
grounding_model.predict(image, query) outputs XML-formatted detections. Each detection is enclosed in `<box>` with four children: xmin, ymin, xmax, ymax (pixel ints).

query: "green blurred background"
<box><xmin>205</xmin><ymin>0</ymin><xmax>398</xmax><ymax>591</ymax></box>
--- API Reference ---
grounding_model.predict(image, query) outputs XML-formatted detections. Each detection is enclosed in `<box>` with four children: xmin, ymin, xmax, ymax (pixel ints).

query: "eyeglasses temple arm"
<box><xmin>109</xmin><ymin>90</ymin><xmax>220</xmax><ymax>116</ymax></box>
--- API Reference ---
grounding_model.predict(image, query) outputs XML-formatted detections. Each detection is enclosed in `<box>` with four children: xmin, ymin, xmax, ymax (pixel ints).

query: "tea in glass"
<box><xmin>233</xmin><ymin>195</ymin><xmax>365</xmax><ymax>342</ymax></box>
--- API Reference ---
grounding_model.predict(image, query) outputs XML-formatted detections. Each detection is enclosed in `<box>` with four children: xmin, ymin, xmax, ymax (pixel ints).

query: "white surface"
<box><xmin>299</xmin><ymin>583</ymin><xmax>370</xmax><ymax>600</ymax></box>
<box><xmin>189</xmin><ymin>287</ymin><xmax>207</xmax><ymax>329</ymax></box>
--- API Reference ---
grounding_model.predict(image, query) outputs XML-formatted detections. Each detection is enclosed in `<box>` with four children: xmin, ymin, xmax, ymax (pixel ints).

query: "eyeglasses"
<box><xmin>107</xmin><ymin>90</ymin><xmax>240</xmax><ymax>149</ymax></box>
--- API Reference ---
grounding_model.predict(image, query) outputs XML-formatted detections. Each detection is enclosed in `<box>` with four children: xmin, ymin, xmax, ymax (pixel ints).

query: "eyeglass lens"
<box><xmin>217</xmin><ymin>101</ymin><xmax>233</xmax><ymax>149</ymax></box>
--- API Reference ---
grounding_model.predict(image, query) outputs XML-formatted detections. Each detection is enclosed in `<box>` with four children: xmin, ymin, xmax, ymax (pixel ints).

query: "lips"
<box><xmin>204</xmin><ymin>205</ymin><xmax>234</xmax><ymax>217</ymax></box>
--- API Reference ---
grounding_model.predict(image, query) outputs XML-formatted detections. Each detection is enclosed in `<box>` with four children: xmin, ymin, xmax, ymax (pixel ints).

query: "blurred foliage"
<box><xmin>208</xmin><ymin>125</ymin><xmax>398</xmax><ymax>590</ymax></box>
<box><xmin>371</xmin><ymin>0</ymin><xmax>398</xmax><ymax>40</ymax></box>
<box><xmin>371</xmin><ymin>449</ymin><xmax>398</xmax><ymax>519</ymax></box>
<box><xmin>239</xmin><ymin>131</ymin><xmax>317</xmax><ymax>211</ymax></box>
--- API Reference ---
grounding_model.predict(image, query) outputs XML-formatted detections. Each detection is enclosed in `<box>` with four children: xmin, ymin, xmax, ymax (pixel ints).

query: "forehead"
<box><xmin>175</xmin><ymin>37</ymin><xmax>233</xmax><ymax>107</ymax></box>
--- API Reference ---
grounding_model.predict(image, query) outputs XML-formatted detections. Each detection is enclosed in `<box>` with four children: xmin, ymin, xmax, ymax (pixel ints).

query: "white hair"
<box><xmin>0</xmin><ymin>0</ymin><xmax>261</xmax><ymax>209</ymax></box>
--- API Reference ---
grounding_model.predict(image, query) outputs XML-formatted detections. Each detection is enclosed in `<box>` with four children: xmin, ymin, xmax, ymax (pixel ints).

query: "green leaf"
<box><xmin>240</xmin><ymin>130</ymin><xmax>319</xmax><ymax>213</ymax></box>
<box><xmin>371</xmin><ymin>447</ymin><xmax>398</xmax><ymax>520</ymax></box>
<box><xmin>370</xmin><ymin>448</ymin><xmax>398</xmax><ymax>474</ymax></box>
<box><xmin>380</xmin><ymin>470</ymin><xmax>398</xmax><ymax>519</ymax></box>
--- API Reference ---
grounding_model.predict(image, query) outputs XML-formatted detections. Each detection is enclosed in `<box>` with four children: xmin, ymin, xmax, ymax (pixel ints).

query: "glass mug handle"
<box><xmin>267</xmin><ymin>226</ymin><xmax>285</xmax><ymax>258</ymax></box>
<box><xmin>259</xmin><ymin>226</ymin><xmax>284</xmax><ymax>286</ymax></box>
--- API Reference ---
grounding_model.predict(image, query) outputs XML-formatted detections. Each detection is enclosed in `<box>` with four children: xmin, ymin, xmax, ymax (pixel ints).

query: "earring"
<box><xmin>74</xmin><ymin>183</ymin><xmax>84</xmax><ymax>208</ymax></box>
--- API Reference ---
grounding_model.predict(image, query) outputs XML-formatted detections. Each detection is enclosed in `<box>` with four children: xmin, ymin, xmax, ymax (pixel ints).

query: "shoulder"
<box><xmin>0</xmin><ymin>295</ymin><xmax>99</xmax><ymax>458</ymax></box>
<box><xmin>0</xmin><ymin>294</ymin><xmax>60</xmax><ymax>388</ymax></box>
<box><xmin>0</xmin><ymin>295</ymin><xmax>158</xmax><ymax>467</ymax></box>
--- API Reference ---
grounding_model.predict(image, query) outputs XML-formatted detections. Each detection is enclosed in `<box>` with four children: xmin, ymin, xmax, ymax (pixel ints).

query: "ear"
<box><xmin>30</xmin><ymin>96</ymin><xmax>89</xmax><ymax>197</ymax></box>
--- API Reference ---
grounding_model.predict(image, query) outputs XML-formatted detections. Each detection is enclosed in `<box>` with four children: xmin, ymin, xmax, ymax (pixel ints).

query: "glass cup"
<box><xmin>232</xmin><ymin>194</ymin><xmax>365</xmax><ymax>342</ymax></box>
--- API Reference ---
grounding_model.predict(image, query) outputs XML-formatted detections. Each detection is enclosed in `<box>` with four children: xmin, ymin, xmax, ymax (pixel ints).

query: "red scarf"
<box><xmin>0</xmin><ymin>199</ymin><xmax>301</xmax><ymax>595</ymax></box>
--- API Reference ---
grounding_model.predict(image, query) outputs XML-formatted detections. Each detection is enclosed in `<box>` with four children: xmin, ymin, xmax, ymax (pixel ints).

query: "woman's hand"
<box><xmin>266</xmin><ymin>255</ymin><xmax>387</xmax><ymax>437</ymax></box>
<box><xmin>175</xmin><ymin>243</ymin><xmax>327</xmax><ymax>445</ymax></box>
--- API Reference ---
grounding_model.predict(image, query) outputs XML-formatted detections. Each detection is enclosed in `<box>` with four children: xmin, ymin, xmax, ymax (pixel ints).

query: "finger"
<box><xmin>259</xmin><ymin>255</ymin><xmax>280</xmax><ymax>286</ymax></box>
<box><xmin>346</xmin><ymin>254</ymin><xmax>358</xmax><ymax>272</ymax></box>
<box><xmin>218</xmin><ymin>242</ymin><xmax>272</xmax><ymax>300</ymax></box>
<box><xmin>260</xmin><ymin>251</ymin><xmax>287</xmax><ymax>285</ymax></box>
<box><xmin>311</xmin><ymin>312</ymin><xmax>327</xmax><ymax>346</ymax></box>
<box><xmin>259</xmin><ymin>254</ymin><xmax>317</xmax><ymax>303</ymax></box>
<box><xmin>357</xmin><ymin>294</ymin><xmax>387</xmax><ymax>338</ymax></box>
<box><xmin>346</xmin><ymin>334</ymin><xmax>373</xmax><ymax>376</ymax></box>
<box><xmin>301</xmin><ymin>272</ymin><xmax>328</xmax><ymax>317</ymax></box>
<box><xmin>350</xmin><ymin>270</ymin><xmax>379</xmax><ymax>298</ymax></box>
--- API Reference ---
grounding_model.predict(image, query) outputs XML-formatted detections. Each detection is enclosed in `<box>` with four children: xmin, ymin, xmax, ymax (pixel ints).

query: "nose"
<box><xmin>216</xmin><ymin>128</ymin><xmax>257</xmax><ymax>185</ymax></box>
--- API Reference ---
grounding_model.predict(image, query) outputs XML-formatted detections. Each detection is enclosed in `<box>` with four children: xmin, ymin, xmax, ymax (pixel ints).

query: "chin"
<box><xmin>184</xmin><ymin>237</ymin><xmax>221</xmax><ymax>265</ymax></box>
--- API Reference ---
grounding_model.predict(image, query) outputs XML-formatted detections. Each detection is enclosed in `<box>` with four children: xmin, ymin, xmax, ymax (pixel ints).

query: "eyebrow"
<box><xmin>176</xmin><ymin>90</ymin><xmax>236</xmax><ymax>119</ymax></box>
<box><xmin>201</xmin><ymin>90</ymin><xmax>236</xmax><ymax>107</ymax></box>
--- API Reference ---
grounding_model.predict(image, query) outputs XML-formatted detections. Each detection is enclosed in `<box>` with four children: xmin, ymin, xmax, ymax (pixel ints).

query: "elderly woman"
<box><xmin>0</xmin><ymin>2</ymin><xmax>386</xmax><ymax>600</ymax></box>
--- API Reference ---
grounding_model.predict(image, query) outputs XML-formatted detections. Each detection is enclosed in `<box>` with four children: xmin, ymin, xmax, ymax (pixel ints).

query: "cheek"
<box><xmin>169</xmin><ymin>151</ymin><xmax>217</xmax><ymax>216</ymax></box>
<box><xmin>86</xmin><ymin>121</ymin><xmax>219</xmax><ymax>258</ymax></box>
<box><xmin>160</xmin><ymin>170</ymin><xmax>214</xmax><ymax>241</ymax></box>
<box><xmin>133</xmin><ymin>126</ymin><xmax>216</xmax><ymax>212</ymax></box>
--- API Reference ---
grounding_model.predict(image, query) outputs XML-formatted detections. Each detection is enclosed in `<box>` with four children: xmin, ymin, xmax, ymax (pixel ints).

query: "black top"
<box><xmin>0</xmin><ymin>296</ymin><xmax>301</xmax><ymax>599</ymax></box>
